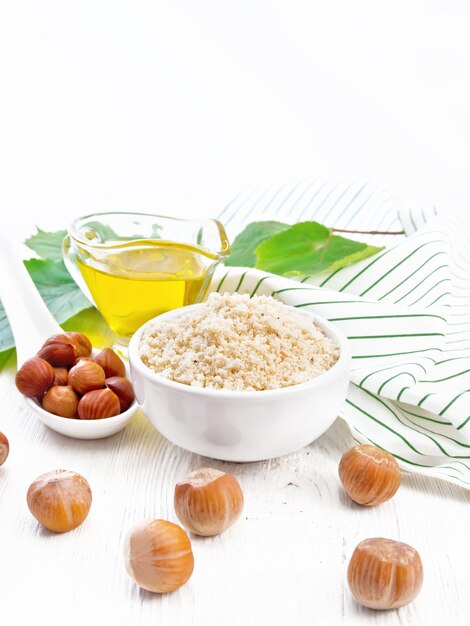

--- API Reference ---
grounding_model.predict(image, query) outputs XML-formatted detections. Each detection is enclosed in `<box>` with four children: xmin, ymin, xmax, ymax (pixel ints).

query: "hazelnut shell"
<box><xmin>94</xmin><ymin>348</ymin><xmax>125</xmax><ymax>378</ymax></box>
<box><xmin>347</xmin><ymin>537</ymin><xmax>423</xmax><ymax>609</ymax></box>
<box><xmin>339</xmin><ymin>444</ymin><xmax>401</xmax><ymax>506</ymax></box>
<box><xmin>105</xmin><ymin>376</ymin><xmax>135</xmax><ymax>411</ymax></box>
<box><xmin>174</xmin><ymin>468</ymin><xmax>244</xmax><ymax>536</ymax></box>
<box><xmin>0</xmin><ymin>432</ymin><xmax>9</xmax><ymax>466</ymax></box>
<box><xmin>27</xmin><ymin>469</ymin><xmax>92</xmax><ymax>533</ymax></box>
<box><xmin>65</xmin><ymin>332</ymin><xmax>92</xmax><ymax>357</ymax></box>
<box><xmin>42</xmin><ymin>386</ymin><xmax>79</xmax><ymax>419</ymax></box>
<box><xmin>15</xmin><ymin>357</ymin><xmax>55</xmax><ymax>398</ymax></box>
<box><xmin>53</xmin><ymin>367</ymin><xmax>69</xmax><ymax>386</ymax></box>
<box><xmin>124</xmin><ymin>520</ymin><xmax>194</xmax><ymax>593</ymax></box>
<box><xmin>78</xmin><ymin>388</ymin><xmax>121</xmax><ymax>420</ymax></box>
<box><xmin>37</xmin><ymin>335</ymin><xmax>76</xmax><ymax>368</ymax></box>
<box><xmin>68</xmin><ymin>360</ymin><xmax>106</xmax><ymax>395</ymax></box>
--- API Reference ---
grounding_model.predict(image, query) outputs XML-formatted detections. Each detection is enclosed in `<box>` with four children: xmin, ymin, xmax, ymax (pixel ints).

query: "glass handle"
<box><xmin>62</xmin><ymin>236</ymin><xmax>97</xmax><ymax>307</ymax></box>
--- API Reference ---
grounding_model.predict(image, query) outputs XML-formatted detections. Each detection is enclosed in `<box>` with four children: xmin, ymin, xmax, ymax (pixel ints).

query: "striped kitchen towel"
<box><xmin>213</xmin><ymin>180</ymin><xmax>470</xmax><ymax>489</ymax></box>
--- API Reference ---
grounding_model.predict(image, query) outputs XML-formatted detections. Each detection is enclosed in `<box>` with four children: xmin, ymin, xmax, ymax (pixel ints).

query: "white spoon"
<box><xmin>0</xmin><ymin>232</ymin><xmax>138</xmax><ymax>439</ymax></box>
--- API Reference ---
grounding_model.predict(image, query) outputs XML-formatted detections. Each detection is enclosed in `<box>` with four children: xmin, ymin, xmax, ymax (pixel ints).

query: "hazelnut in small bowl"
<box><xmin>15</xmin><ymin>333</ymin><xmax>138</xmax><ymax>440</ymax></box>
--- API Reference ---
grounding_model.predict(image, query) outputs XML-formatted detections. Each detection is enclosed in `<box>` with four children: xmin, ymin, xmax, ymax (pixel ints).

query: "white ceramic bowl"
<box><xmin>24</xmin><ymin>352</ymin><xmax>139</xmax><ymax>440</ymax></box>
<box><xmin>128</xmin><ymin>304</ymin><xmax>350</xmax><ymax>462</ymax></box>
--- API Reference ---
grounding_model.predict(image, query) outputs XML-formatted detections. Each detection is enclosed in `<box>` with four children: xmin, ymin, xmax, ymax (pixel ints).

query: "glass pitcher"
<box><xmin>63</xmin><ymin>212</ymin><xmax>230</xmax><ymax>350</ymax></box>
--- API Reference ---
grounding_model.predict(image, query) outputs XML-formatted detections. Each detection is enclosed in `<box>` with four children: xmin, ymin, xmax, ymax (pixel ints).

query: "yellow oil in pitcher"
<box><xmin>77</xmin><ymin>242</ymin><xmax>211</xmax><ymax>338</ymax></box>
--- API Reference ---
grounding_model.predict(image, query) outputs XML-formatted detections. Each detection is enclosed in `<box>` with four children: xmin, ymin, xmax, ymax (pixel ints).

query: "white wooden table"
<box><xmin>1</xmin><ymin>362</ymin><xmax>469</xmax><ymax>626</ymax></box>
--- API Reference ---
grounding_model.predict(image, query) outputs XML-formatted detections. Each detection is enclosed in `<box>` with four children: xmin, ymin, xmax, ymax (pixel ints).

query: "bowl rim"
<box><xmin>128</xmin><ymin>301</ymin><xmax>351</xmax><ymax>399</ymax></box>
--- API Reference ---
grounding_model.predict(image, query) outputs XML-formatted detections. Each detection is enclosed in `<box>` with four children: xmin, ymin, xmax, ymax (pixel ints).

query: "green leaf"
<box><xmin>0</xmin><ymin>347</ymin><xmax>15</xmax><ymax>371</ymax></box>
<box><xmin>225</xmin><ymin>221</ymin><xmax>289</xmax><ymax>267</ymax></box>
<box><xmin>25</xmin><ymin>228</ymin><xmax>67</xmax><ymax>261</ymax></box>
<box><xmin>23</xmin><ymin>259</ymin><xmax>92</xmax><ymax>324</ymax></box>
<box><xmin>0</xmin><ymin>301</ymin><xmax>14</xmax><ymax>353</ymax></box>
<box><xmin>255</xmin><ymin>221</ymin><xmax>383</xmax><ymax>276</ymax></box>
<box><xmin>327</xmin><ymin>244</ymin><xmax>385</xmax><ymax>272</ymax></box>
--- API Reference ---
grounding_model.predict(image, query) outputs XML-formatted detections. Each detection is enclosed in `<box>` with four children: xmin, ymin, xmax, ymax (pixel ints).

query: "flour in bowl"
<box><xmin>138</xmin><ymin>292</ymin><xmax>340</xmax><ymax>391</ymax></box>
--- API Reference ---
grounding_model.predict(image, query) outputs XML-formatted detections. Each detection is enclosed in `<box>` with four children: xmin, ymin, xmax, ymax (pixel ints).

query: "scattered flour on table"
<box><xmin>139</xmin><ymin>292</ymin><xmax>340</xmax><ymax>391</ymax></box>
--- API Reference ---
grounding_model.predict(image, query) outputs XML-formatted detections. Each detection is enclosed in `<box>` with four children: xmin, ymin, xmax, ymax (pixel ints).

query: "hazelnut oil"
<box><xmin>77</xmin><ymin>241</ymin><xmax>212</xmax><ymax>339</ymax></box>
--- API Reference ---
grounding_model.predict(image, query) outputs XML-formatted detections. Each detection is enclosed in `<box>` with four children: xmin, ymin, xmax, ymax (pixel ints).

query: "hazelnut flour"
<box><xmin>138</xmin><ymin>293</ymin><xmax>340</xmax><ymax>391</ymax></box>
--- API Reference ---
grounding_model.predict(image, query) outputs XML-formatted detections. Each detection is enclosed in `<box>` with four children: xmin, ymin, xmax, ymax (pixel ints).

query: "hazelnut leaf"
<box><xmin>23</xmin><ymin>259</ymin><xmax>91</xmax><ymax>323</ymax></box>
<box><xmin>24</xmin><ymin>228</ymin><xmax>67</xmax><ymax>262</ymax></box>
<box><xmin>0</xmin><ymin>300</ymin><xmax>14</xmax><ymax>354</ymax></box>
<box><xmin>255</xmin><ymin>221</ymin><xmax>383</xmax><ymax>276</ymax></box>
<box><xmin>225</xmin><ymin>221</ymin><xmax>289</xmax><ymax>267</ymax></box>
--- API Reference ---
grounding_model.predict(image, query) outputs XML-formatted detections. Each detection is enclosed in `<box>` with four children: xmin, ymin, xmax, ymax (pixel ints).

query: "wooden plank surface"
<box><xmin>1</xmin><ymin>367</ymin><xmax>469</xmax><ymax>626</ymax></box>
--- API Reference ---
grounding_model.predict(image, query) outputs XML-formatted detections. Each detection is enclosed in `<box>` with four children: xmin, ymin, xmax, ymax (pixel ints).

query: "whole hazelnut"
<box><xmin>65</xmin><ymin>332</ymin><xmax>92</xmax><ymax>358</ymax></box>
<box><xmin>68</xmin><ymin>360</ymin><xmax>106</xmax><ymax>395</ymax></box>
<box><xmin>94</xmin><ymin>348</ymin><xmax>125</xmax><ymax>378</ymax></box>
<box><xmin>174</xmin><ymin>468</ymin><xmax>244</xmax><ymax>536</ymax></box>
<box><xmin>124</xmin><ymin>520</ymin><xmax>194</xmax><ymax>593</ymax></box>
<box><xmin>105</xmin><ymin>377</ymin><xmax>135</xmax><ymax>412</ymax></box>
<box><xmin>339</xmin><ymin>444</ymin><xmax>400</xmax><ymax>506</ymax></box>
<box><xmin>53</xmin><ymin>367</ymin><xmax>69</xmax><ymax>386</ymax></box>
<box><xmin>15</xmin><ymin>357</ymin><xmax>55</xmax><ymax>398</ymax></box>
<box><xmin>0</xmin><ymin>432</ymin><xmax>9</xmax><ymax>466</ymax></box>
<box><xmin>347</xmin><ymin>537</ymin><xmax>423</xmax><ymax>609</ymax></box>
<box><xmin>37</xmin><ymin>335</ymin><xmax>76</xmax><ymax>368</ymax></box>
<box><xmin>42</xmin><ymin>386</ymin><xmax>79</xmax><ymax>418</ymax></box>
<box><xmin>27</xmin><ymin>469</ymin><xmax>92</xmax><ymax>533</ymax></box>
<box><xmin>78</xmin><ymin>388</ymin><xmax>121</xmax><ymax>420</ymax></box>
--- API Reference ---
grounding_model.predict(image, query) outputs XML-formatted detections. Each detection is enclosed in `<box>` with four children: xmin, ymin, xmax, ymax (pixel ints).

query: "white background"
<box><xmin>1</xmin><ymin>0</ymin><xmax>470</xmax><ymax>227</ymax></box>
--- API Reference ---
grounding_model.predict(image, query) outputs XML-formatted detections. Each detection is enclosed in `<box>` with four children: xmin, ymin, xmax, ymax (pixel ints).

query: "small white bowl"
<box><xmin>24</xmin><ymin>352</ymin><xmax>139</xmax><ymax>440</ymax></box>
<box><xmin>128</xmin><ymin>304</ymin><xmax>350</xmax><ymax>462</ymax></box>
